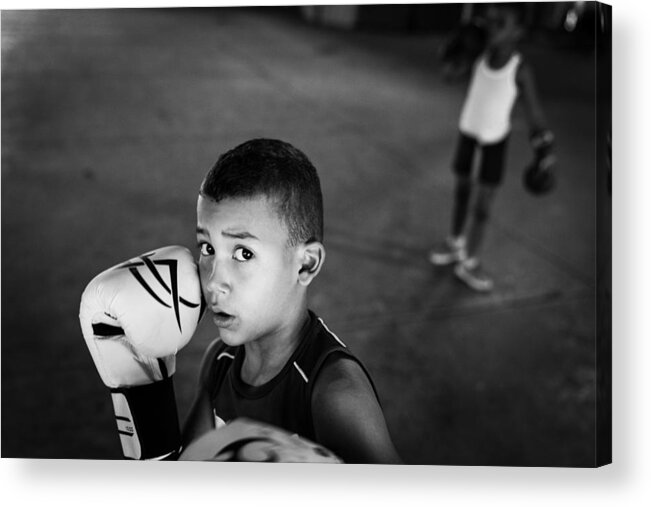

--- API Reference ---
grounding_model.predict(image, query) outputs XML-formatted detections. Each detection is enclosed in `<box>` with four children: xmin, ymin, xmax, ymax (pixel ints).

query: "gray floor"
<box><xmin>1</xmin><ymin>7</ymin><xmax>602</xmax><ymax>465</ymax></box>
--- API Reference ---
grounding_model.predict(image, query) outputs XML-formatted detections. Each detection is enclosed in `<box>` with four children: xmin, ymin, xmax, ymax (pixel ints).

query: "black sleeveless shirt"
<box><xmin>203</xmin><ymin>310</ymin><xmax>377</xmax><ymax>442</ymax></box>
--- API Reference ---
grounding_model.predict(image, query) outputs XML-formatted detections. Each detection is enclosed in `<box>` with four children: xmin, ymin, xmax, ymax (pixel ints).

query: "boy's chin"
<box><xmin>215</xmin><ymin>327</ymin><xmax>246</xmax><ymax>347</ymax></box>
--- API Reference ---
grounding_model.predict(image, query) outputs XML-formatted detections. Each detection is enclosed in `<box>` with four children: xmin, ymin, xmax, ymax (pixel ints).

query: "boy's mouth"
<box><xmin>212</xmin><ymin>310</ymin><xmax>235</xmax><ymax>328</ymax></box>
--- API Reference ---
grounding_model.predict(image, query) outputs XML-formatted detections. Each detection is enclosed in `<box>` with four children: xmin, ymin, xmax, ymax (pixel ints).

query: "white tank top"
<box><xmin>459</xmin><ymin>52</ymin><xmax>521</xmax><ymax>144</ymax></box>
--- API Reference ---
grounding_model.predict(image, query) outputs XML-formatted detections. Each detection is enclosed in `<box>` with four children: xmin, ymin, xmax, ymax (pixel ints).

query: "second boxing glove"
<box><xmin>523</xmin><ymin>129</ymin><xmax>556</xmax><ymax>196</ymax></box>
<box><xmin>79</xmin><ymin>245</ymin><xmax>204</xmax><ymax>460</ymax></box>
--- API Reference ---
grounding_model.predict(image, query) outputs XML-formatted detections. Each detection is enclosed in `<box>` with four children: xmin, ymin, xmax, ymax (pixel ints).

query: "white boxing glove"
<box><xmin>179</xmin><ymin>418</ymin><xmax>342</xmax><ymax>463</ymax></box>
<box><xmin>79</xmin><ymin>246</ymin><xmax>204</xmax><ymax>460</ymax></box>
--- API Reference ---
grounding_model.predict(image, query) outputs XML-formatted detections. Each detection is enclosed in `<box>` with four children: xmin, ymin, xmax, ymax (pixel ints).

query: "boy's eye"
<box><xmin>233</xmin><ymin>247</ymin><xmax>254</xmax><ymax>262</ymax></box>
<box><xmin>198</xmin><ymin>242</ymin><xmax>214</xmax><ymax>256</ymax></box>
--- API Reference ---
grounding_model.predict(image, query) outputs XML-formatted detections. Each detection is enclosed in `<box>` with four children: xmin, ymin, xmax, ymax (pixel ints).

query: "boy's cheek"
<box><xmin>198</xmin><ymin>269</ymin><xmax>209</xmax><ymax>290</ymax></box>
<box><xmin>198</xmin><ymin>266</ymin><xmax>215</xmax><ymax>298</ymax></box>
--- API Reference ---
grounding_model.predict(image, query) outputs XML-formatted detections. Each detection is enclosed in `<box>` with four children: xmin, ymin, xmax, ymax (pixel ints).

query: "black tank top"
<box><xmin>203</xmin><ymin>310</ymin><xmax>377</xmax><ymax>441</ymax></box>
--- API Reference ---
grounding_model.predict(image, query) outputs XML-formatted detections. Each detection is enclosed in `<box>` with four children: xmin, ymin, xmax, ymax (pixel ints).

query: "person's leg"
<box><xmin>464</xmin><ymin>183</ymin><xmax>497</xmax><ymax>259</ymax></box>
<box><xmin>429</xmin><ymin>133</ymin><xmax>476</xmax><ymax>265</ymax></box>
<box><xmin>451</xmin><ymin>175</ymin><xmax>473</xmax><ymax>239</ymax></box>
<box><xmin>453</xmin><ymin>135</ymin><xmax>508</xmax><ymax>291</ymax></box>
<box><xmin>454</xmin><ymin>184</ymin><xmax>498</xmax><ymax>291</ymax></box>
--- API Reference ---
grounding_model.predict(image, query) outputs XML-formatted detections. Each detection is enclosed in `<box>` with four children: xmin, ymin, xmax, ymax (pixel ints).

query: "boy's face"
<box><xmin>196</xmin><ymin>194</ymin><xmax>302</xmax><ymax>347</ymax></box>
<box><xmin>485</xmin><ymin>8</ymin><xmax>522</xmax><ymax>49</ymax></box>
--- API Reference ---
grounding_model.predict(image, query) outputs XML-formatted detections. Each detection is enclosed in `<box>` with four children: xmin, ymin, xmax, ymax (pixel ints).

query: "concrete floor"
<box><xmin>2</xmin><ymin>7</ymin><xmax>601</xmax><ymax>465</ymax></box>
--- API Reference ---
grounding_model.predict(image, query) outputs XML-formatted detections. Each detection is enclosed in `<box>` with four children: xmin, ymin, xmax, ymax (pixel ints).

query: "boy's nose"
<box><xmin>204</xmin><ymin>260</ymin><xmax>230</xmax><ymax>296</ymax></box>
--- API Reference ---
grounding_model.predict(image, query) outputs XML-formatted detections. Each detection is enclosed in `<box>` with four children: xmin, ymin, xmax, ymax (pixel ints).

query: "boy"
<box><xmin>429</xmin><ymin>4</ymin><xmax>553</xmax><ymax>291</ymax></box>
<box><xmin>182</xmin><ymin>138</ymin><xmax>401</xmax><ymax>464</ymax></box>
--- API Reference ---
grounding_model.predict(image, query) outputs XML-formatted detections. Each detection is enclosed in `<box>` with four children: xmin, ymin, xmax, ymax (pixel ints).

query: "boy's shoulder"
<box><xmin>310</xmin><ymin>313</ymin><xmax>347</xmax><ymax>349</ymax></box>
<box><xmin>307</xmin><ymin>313</ymin><xmax>379</xmax><ymax>398</ymax></box>
<box><xmin>300</xmin><ymin>312</ymin><xmax>352</xmax><ymax>372</ymax></box>
<box><xmin>255</xmin><ymin>310</ymin><xmax>361</xmax><ymax>390</ymax></box>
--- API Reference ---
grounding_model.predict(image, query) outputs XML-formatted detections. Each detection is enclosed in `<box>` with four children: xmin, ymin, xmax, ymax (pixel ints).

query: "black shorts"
<box><xmin>452</xmin><ymin>131</ymin><xmax>509</xmax><ymax>186</ymax></box>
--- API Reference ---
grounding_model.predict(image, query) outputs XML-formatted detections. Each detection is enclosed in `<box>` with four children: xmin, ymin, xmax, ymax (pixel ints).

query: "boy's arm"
<box><xmin>311</xmin><ymin>356</ymin><xmax>402</xmax><ymax>464</ymax></box>
<box><xmin>516</xmin><ymin>61</ymin><xmax>548</xmax><ymax>133</ymax></box>
<box><xmin>181</xmin><ymin>340</ymin><xmax>221</xmax><ymax>449</ymax></box>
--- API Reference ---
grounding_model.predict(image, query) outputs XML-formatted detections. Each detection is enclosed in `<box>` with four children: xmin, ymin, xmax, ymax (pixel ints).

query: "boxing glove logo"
<box><xmin>117</xmin><ymin>252</ymin><xmax>202</xmax><ymax>333</ymax></box>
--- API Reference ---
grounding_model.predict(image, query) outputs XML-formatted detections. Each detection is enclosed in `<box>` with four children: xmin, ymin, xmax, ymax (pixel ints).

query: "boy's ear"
<box><xmin>297</xmin><ymin>241</ymin><xmax>325</xmax><ymax>286</ymax></box>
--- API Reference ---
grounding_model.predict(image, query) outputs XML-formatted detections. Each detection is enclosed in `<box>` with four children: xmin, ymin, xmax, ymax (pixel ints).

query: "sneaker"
<box><xmin>428</xmin><ymin>236</ymin><xmax>467</xmax><ymax>266</ymax></box>
<box><xmin>454</xmin><ymin>257</ymin><xmax>494</xmax><ymax>292</ymax></box>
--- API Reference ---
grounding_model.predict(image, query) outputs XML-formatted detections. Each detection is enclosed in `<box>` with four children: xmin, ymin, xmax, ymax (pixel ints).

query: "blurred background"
<box><xmin>2</xmin><ymin>2</ymin><xmax>609</xmax><ymax>465</ymax></box>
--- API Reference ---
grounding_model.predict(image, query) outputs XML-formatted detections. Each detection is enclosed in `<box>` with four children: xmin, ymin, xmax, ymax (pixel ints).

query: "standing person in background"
<box><xmin>429</xmin><ymin>4</ymin><xmax>555</xmax><ymax>292</ymax></box>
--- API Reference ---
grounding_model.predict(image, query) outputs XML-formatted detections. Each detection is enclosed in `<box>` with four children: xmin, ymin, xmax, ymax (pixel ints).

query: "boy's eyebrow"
<box><xmin>222</xmin><ymin>230</ymin><xmax>259</xmax><ymax>240</ymax></box>
<box><xmin>195</xmin><ymin>226</ymin><xmax>258</xmax><ymax>240</ymax></box>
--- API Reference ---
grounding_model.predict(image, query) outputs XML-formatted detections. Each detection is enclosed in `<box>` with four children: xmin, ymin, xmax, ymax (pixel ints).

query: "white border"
<box><xmin>2</xmin><ymin>0</ymin><xmax>650</xmax><ymax>505</ymax></box>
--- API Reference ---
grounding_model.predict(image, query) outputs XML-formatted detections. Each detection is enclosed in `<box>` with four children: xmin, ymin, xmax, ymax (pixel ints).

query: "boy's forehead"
<box><xmin>196</xmin><ymin>194</ymin><xmax>288</xmax><ymax>236</ymax></box>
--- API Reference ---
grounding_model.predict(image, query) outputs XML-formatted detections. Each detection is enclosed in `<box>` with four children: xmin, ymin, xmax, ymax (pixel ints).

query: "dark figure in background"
<box><xmin>429</xmin><ymin>4</ymin><xmax>555</xmax><ymax>292</ymax></box>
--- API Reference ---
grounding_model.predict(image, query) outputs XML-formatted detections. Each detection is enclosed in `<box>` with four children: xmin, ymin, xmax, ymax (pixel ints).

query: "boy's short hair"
<box><xmin>200</xmin><ymin>138</ymin><xmax>324</xmax><ymax>246</ymax></box>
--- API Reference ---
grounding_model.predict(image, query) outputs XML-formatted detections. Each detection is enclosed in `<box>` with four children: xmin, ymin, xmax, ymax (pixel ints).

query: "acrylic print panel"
<box><xmin>1</xmin><ymin>2</ymin><xmax>611</xmax><ymax>466</ymax></box>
